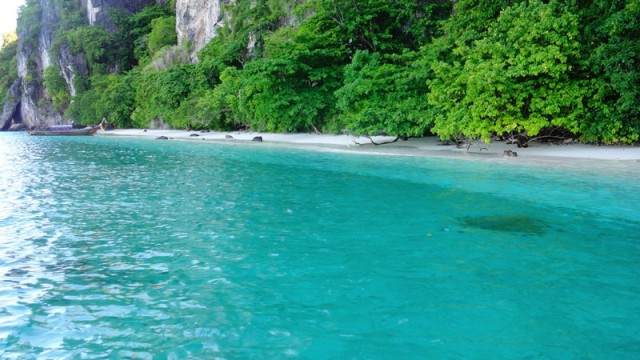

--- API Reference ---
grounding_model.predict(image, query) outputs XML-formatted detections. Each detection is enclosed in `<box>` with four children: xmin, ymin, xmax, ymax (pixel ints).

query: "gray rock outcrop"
<box><xmin>0</xmin><ymin>80</ymin><xmax>22</xmax><ymax>131</ymax></box>
<box><xmin>9</xmin><ymin>0</ymin><xmax>286</xmax><ymax>129</ymax></box>
<box><xmin>83</xmin><ymin>0</ymin><xmax>166</xmax><ymax>29</ymax></box>
<box><xmin>176</xmin><ymin>0</ymin><xmax>230</xmax><ymax>62</ymax></box>
<box><xmin>14</xmin><ymin>0</ymin><xmax>161</xmax><ymax>129</ymax></box>
<box><xmin>58</xmin><ymin>43</ymin><xmax>88</xmax><ymax>97</ymax></box>
<box><xmin>16</xmin><ymin>0</ymin><xmax>62</xmax><ymax>129</ymax></box>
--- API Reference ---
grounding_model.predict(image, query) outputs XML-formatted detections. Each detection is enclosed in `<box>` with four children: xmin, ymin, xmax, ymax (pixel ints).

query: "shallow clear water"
<box><xmin>1</xmin><ymin>133</ymin><xmax>639</xmax><ymax>359</ymax></box>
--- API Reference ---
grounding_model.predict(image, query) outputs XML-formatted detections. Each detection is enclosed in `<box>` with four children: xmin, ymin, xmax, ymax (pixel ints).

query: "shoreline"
<box><xmin>96</xmin><ymin>129</ymin><xmax>640</xmax><ymax>168</ymax></box>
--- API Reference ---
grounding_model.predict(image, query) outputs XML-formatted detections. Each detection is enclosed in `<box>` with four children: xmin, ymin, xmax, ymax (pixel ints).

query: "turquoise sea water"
<box><xmin>0</xmin><ymin>133</ymin><xmax>639</xmax><ymax>359</ymax></box>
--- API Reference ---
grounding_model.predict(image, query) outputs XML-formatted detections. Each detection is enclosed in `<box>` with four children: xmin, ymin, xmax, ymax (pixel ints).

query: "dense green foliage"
<box><xmin>0</xmin><ymin>33</ymin><xmax>18</xmax><ymax>105</ymax></box>
<box><xmin>16</xmin><ymin>0</ymin><xmax>42</xmax><ymax>84</ymax></box>
<box><xmin>6</xmin><ymin>0</ymin><xmax>640</xmax><ymax>143</ymax></box>
<box><xmin>429</xmin><ymin>0</ymin><xmax>587</xmax><ymax>142</ymax></box>
<box><xmin>336</xmin><ymin>50</ymin><xmax>434</xmax><ymax>136</ymax></box>
<box><xmin>66</xmin><ymin>26</ymin><xmax>114</xmax><ymax>74</ymax></box>
<box><xmin>132</xmin><ymin>64</ymin><xmax>207</xmax><ymax>127</ymax></box>
<box><xmin>147</xmin><ymin>16</ymin><xmax>177</xmax><ymax>56</ymax></box>
<box><xmin>66</xmin><ymin>73</ymin><xmax>136</xmax><ymax>128</ymax></box>
<box><xmin>43</xmin><ymin>66</ymin><xmax>71</xmax><ymax>112</ymax></box>
<box><xmin>583</xmin><ymin>0</ymin><xmax>640</xmax><ymax>143</ymax></box>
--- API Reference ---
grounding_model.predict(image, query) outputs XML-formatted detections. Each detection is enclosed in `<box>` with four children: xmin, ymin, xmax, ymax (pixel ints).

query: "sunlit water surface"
<box><xmin>1</xmin><ymin>133</ymin><xmax>639</xmax><ymax>359</ymax></box>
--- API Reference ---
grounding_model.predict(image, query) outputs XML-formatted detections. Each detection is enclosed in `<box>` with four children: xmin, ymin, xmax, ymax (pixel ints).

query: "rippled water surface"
<box><xmin>1</xmin><ymin>133</ymin><xmax>639</xmax><ymax>359</ymax></box>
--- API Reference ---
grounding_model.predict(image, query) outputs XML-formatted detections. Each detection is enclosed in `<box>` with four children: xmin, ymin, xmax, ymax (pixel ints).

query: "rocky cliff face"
<box><xmin>6</xmin><ymin>0</ymin><xmax>252</xmax><ymax>129</ymax></box>
<box><xmin>15</xmin><ymin>0</ymin><xmax>61</xmax><ymax>129</ymax></box>
<box><xmin>176</xmin><ymin>0</ymin><xmax>300</xmax><ymax>63</ymax></box>
<box><xmin>13</xmin><ymin>0</ymin><xmax>161</xmax><ymax>129</ymax></box>
<box><xmin>0</xmin><ymin>80</ymin><xmax>22</xmax><ymax>131</ymax></box>
<box><xmin>83</xmin><ymin>0</ymin><xmax>167</xmax><ymax>29</ymax></box>
<box><xmin>176</xmin><ymin>0</ymin><xmax>230</xmax><ymax>62</ymax></box>
<box><xmin>58</xmin><ymin>44</ymin><xmax>88</xmax><ymax>97</ymax></box>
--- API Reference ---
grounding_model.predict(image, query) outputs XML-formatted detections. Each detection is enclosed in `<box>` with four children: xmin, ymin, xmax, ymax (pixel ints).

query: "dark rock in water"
<box><xmin>252</xmin><ymin>136</ymin><xmax>263</xmax><ymax>142</ymax></box>
<box><xmin>461</xmin><ymin>215</ymin><xmax>547</xmax><ymax>235</ymax></box>
<box><xmin>156</xmin><ymin>136</ymin><xmax>169</xmax><ymax>140</ymax></box>
<box><xmin>503</xmin><ymin>150</ymin><xmax>518</xmax><ymax>157</ymax></box>
<box><xmin>190</xmin><ymin>133</ymin><xmax>200</xmax><ymax>137</ymax></box>
<box><xmin>225</xmin><ymin>135</ymin><xmax>233</xmax><ymax>139</ymax></box>
<box><xmin>8</xmin><ymin>123</ymin><xmax>28</xmax><ymax>131</ymax></box>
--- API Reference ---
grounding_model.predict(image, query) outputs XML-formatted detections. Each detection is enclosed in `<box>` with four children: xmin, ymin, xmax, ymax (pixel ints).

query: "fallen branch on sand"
<box><xmin>352</xmin><ymin>136</ymin><xmax>403</xmax><ymax>146</ymax></box>
<box><xmin>354</xmin><ymin>136</ymin><xmax>400</xmax><ymax>146</ymax></box>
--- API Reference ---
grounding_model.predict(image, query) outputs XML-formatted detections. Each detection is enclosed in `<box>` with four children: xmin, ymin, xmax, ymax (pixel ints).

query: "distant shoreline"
<box><xmin>96</xmin><ymin>129</ymin><xmax>640</xmax><ymax>167</ymax></box>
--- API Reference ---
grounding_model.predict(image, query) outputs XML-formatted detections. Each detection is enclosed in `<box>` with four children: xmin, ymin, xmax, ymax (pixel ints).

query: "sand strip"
<box><xmin>96</xmin><ymin>129</ymin><xmax>640</xmax><ymax>168</ymax></box>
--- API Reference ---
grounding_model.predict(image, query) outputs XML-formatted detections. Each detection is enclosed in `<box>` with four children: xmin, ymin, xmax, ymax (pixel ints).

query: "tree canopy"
<box><xmin>0</xmin><ymin>33</ymin><xmax>18</xmax><ymax>105</ymax></box>
<box><xmin>6</xmin><ymin>0</ymin><xmax>640</xmax><ymax>143</ymax></box>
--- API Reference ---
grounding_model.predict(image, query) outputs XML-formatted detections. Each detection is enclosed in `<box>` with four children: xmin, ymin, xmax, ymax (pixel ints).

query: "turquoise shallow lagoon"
<box><xmin>1</xmin><ymin>133</ymin><xmax>639</xmax><ymax>359</ymax></box>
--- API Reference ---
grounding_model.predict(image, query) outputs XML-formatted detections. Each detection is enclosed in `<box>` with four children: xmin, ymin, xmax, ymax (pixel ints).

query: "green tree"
<box><xmin>44</xmin><ymin>66</ymin><xmax>71</xmax><ymax>112</ymax></box>
<box><xmin>0</xmin><ymin>33</ymin><xmax>18</xmax><ymax>105</ymax></box>
<box><xmin>336</xmin><ymin>50</ymin><xmax>433</xmax><ymax>137</ymax></box>
<box><xmin>429</xmin><ymin>0</ymin><xmax>588</xmax><ymax>142</ymax></box>
<box><xmin>206</xmin><ymin>67</ymin><xmax>247</xmax><ymax>129</ymax></box>
<box><xmin>16</xmin><ymin>0</ymin><xmax>42</xmax><ymax>83</ymax></box>
<box><xmin>17</xmin><ymin>0</ymin><xmax>42</xmax><ymax>48</ymax></box>
<box><xmin>229</xmin><ymin>16</ymin><xmax>346</xmax><ymax>132</ymax></box>
<box><xmin>584</xmin><ymin>0</ymin><xmax>640</xmax><ymax>143</ymax></box>
<box><xmin>196</xmin><ymin>0</ymin><xmax>304</xmax><ymax>86</ymax></box>
<box><xmin>147</xmin><ymin>16</ymin><xmax>177</xmax><ymax>55</ymax></box>
<box><xmin>309</xmin><ymin>0</ymin><xmax>450</xmax><ymax>54</ymax></box>
<box><xmin>65</xmin><ymin>73</ymin><xmax>134</xmax><ymax>127</ymax></box>
<box><xmin>109</xmin><ymin>5</ymin><xmax>173</xmax><ymax>70</ymax></box>
<box><xmin>95</xmin><ymin>73</ymin><xmax>136</xmax><ymax>128</ymax></box>
<box><xmin>131</xmin><ymin>64</ymin><xmax>208</xmax><ymax>127</ymax></box>
<box><xmin>66</xmin><ymin>26</ymin><xmax>113</xmax><ymax>74</ymax></box>
<box><xmin>65</xmin><ymin>76</ymin><xmax>104</xmax><ymax>125</ymax></box>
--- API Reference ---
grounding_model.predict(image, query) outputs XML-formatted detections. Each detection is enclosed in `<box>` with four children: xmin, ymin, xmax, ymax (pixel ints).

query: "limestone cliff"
<box><xmin>175</xmin><ymin>0</ymin><xmax>299</xmax><ymax>62</ymax></box>
<box><xmin>15</xmin><ymin>0</ymin><xmax>61</xmax><ymax>129</ymax></box>
<box><xmin>83</xmin><ymin>0</ymin><xmax>168</xmax><ymax>29</ymax></box>
<box><xmin>12</xmin><ymin>0</ymin><xmax>161</xmax><ymax>129</ymax></box>
<box><xmin>6</xmin><ymin>0</ymin><xmax>282</xmax><ymax>129</ymax></box>
<box><xmin>176</xmin><ymin>0</ymin><xmax>230</xmax><ymax>62</ymax></box>
<box><xmin>0</xmin><ymin>80</ymin><xmax>22</xmax><ymax>131</ymax></box>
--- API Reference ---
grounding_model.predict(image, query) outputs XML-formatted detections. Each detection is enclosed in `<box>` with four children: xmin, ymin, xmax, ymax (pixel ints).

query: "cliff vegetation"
<box><xmin>3</xmin><ymin>0</ymin><xmax>640</xmax><ymax>144</ymax></box>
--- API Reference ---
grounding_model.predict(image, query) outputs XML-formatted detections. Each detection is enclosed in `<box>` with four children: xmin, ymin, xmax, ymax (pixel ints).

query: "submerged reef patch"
<box><xmin>461</xmin><ymin>215</ymin><xmax>548</xmax><ymax>235</ymax></box>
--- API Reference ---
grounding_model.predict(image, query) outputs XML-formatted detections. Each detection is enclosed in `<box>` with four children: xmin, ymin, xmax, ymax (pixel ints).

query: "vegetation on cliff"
<box><xmin>0</xmin><ymin>33</ymin><xmax>18</xmax><ymax>106</ymax></box>
<box><xmin>9</xmin><ymin>0</ymin><xmax>640</xmax><ymax>143</ymax></box>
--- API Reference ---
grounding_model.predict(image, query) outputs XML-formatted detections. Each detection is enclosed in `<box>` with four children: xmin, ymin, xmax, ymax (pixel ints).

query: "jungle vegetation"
<box><xmin>7</xmin><ymin>0</ymin><xmax>640</xmax><ymax>144</ymax></box>
<box><xmin>0</xmin><ymin>32</ymin><xmax>18</xmax><ymax>106</ymax></box>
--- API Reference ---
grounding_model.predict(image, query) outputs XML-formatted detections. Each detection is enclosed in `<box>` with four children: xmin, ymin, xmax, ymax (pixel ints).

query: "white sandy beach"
<box><xmin>97</xmin><ymin>129</ymin><xmax>640</xmax><ymax>166</ymax></box>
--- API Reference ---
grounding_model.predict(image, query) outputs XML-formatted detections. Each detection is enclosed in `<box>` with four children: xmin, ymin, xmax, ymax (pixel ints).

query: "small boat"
<box><xmin>28</xmin><ymin>125</ymin><xmax>100</xmax><ymax>136</ymax></box>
